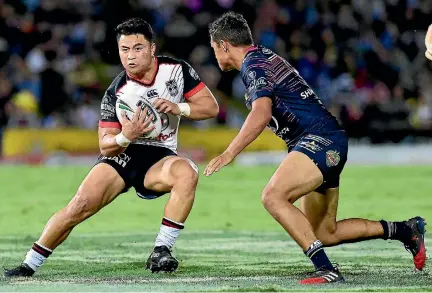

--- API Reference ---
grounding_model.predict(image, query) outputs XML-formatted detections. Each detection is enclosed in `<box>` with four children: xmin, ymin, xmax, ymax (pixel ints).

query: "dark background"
<box><xmin>1</xmin><ymin>0</ymin><xmax>431</xmax><ymax>147</ymax></box>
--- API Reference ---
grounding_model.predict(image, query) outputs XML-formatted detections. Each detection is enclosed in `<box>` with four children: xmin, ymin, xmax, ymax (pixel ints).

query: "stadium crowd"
<box><xmin>1</xmin><ymin>0</ymin><xmax>432</xmax><ymax>151</ymax></box>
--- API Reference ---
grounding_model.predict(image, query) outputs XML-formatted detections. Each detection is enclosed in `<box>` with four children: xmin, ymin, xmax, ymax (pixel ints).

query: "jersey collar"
<box><xmin>243</xmin><ymin>45</ymin><xmax>258</xmax><ymax>63</ymax></box>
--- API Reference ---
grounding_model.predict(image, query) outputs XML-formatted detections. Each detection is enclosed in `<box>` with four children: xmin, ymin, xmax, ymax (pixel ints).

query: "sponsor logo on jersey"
<box><xmin>297</xmin><ymin>140</ymin><xmax>323</xmax><ymax>153</ymax></box>
<box><xmin>300</xmin><ymin>89</ymin><xmax>315</xmax><ymax>99</ymax></box>
<box><xmin>101</xmin><ymin>153</ymin><xmax>131</xmax><ymax>168</ymax></box>
<box><xmin>101</xmin><ymin>103</ymin><xmax>115</xmax><ymax>113</ymax></box>
<box><xmin>248</xmin><ymin>77</ymin><xmax>267</xmax><ymax>91</ymax></box>
<box><xmin>189</xmin><ymin>67</ymin><xmax>199</xmax><ymax>80</ymax></box>
<box><xmin>101</xmin><ymin>111</ymin><xmax>114</xmax><ymax>120</ymax></box>
<box><xmin>154</xmin><ymin>128</ymin><xmax>177</xmax><ymax>141</ymax></box>
<box><xmin>278</xmin><ymin>127</ymin><xmax>290</xmax><ymax>137</ymax></box>
<box><xmin>166</xmin><ymin>80</ymin><xmax>179</xmax><ymax>96</ymax></box>
<box><xmin>304</xmin><ymin>134</ymin><xmax>333</xmax><ymax>146</ymax></box>
<box><xmin>147</xmin><ymin>89</ymin><xmax>159</xmax><ymax>98</ymax></box>
<box><xmin>101</xmin><ymin>95</ymin><xmax>116</xmax><ymax>118</ymax></box>
<box><xmin>101</xmin><ymin>95</ymin><xmax>109</xmax><ymax>104</ymax></box>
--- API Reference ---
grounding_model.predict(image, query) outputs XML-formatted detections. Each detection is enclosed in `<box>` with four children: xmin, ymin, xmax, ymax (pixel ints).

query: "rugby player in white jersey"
<box><xmin>4</xmin><ymin>18</ymin><xmax>219</xmax><ymax>277</ymax></box>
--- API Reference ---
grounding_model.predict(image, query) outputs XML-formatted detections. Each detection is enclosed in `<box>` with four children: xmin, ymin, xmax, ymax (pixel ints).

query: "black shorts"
<box><xmin>95</xmin><ymin>144</ymin><xmax>177</xmax><ymax>199</ymax></box>
<box><xmin>289</xmin><ymin>130</ymin><xmax>348</xmax><ymax>191</ymax></box>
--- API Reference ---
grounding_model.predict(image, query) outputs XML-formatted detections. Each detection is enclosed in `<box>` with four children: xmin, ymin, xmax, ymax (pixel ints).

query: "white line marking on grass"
<box><xmin>7</xmin><ymin>275</ymin><xmax>284</xmax><ymax>285</ymax></box>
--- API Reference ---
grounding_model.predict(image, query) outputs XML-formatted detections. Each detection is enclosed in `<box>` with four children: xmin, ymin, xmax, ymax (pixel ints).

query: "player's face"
<box><xmin>210</xmin><ymin>40</ymin><xmax>234</xmax><ymax>71</ymax></box>
<box><xmin>118</xmin><ymin>34</ymin><xmax>155</xmax><ymax>76</ymax></box>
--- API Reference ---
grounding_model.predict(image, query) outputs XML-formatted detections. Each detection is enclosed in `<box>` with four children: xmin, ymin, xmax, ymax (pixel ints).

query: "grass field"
<box><xmin>0</xmin><ymin>165</ymin><xmax>431</xmax><ymax>292</ymax></box>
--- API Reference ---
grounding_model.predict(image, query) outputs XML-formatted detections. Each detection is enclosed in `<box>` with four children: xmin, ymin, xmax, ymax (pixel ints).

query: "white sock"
<box><xmin>23</xmin><ymin>242</ymin><xmax>52</xmax><ymax>271</ymax></box>
<box><xmin>154</xmin><ymin>218</ymin><xmax>184</xmax><ymax>249</ymax></box>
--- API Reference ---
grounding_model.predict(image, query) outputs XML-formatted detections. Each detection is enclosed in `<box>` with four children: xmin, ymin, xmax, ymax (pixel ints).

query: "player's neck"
<box><xmin>233</xmin><ymin>44</ymin><xmax>256</xmax><ymax>70</ymax></box>
<box><xmin>127</xmin><ymin>57</ymin><xmax>158</xmax><ymax>83</ymax></box>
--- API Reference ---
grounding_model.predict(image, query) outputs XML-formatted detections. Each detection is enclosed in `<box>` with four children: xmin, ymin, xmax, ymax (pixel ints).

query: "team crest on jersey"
<box><xmin>189</xmin><ymin>67</ymin><xmax>199</xmax><ymax>80</ymax></box>
<box><xmin>262</xmin><ymin>47</ymin><xmax>273</xmax><ymax>54</ymax></box>
<box><xmin>165</xmin><ymin>80</ymin><xmax>179</xmax><ymax>96</ymax></box>
<box><xmin>326</xmin><ymin>150</ymin><xmax>340</xmax><ymax>167</ymax></box>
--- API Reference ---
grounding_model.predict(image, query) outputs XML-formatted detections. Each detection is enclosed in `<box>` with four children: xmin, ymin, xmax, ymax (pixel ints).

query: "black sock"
<box><xmin>380</xmin><ymin>220</ymin><xmax>411</xmax><ymax>242</ymax></box>
<box><xmin>304</xmin><ymin>240</ymin><xmax>334</xmax><ymax>270</ymax></box>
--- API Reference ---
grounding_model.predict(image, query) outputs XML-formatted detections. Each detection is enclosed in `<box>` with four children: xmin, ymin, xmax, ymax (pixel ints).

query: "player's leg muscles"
<box><xmin>301</xmin><ymin>188</ymin><xmax>384</xmax><ymax>247</ymax></box>
<box><xmin>143</xmin><ymin>156</ymin><xmax>198</xmax><ymax>272</ymax></box>
<box><xmin>301</xmin><ymin>185</ymin><xmax>426</xmax><ymax>270</ymax></box>
<box><xmin>3</xmin><ymin>163</ymin><xmax>126</xmax><ymax>276</ymax></box>
<box><xmin>262</xmin><ymin>150</ymin><xmax>348</xmax><ymax>283</ymax></box>
<box><xmin>38</xmin><ymin>163</ymin><xmax>125</xmax><ymax>249</ymax></box>
<box><xmin>144</xmin><ymin>156</ymin><xmax>198</xmax><ymax>223</ymax></box>
<box><xmin>261</xmin><ymin>151</ymin><xmax>323</xmax><ymax>250</ymax></box>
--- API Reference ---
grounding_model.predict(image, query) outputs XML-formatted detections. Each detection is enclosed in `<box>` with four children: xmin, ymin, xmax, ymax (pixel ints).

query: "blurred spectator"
<box><xmin>0</xmin><ymin>73</ymin><xmax>16</xmax><ymax>157</ymax></box>
<box><xmin>39</xmin><ymin>50</ymin><xmax>68</xmax><ymax>125</ymax></box>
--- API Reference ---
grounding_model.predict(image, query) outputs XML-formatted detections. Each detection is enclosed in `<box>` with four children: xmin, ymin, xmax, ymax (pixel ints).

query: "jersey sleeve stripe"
<box><xmin>184</xmin><ymin>82</ymin><xmax>205</xmax><ymax>99</ymax></box>
<box><xmin>99</xmin><ymin>121</ymin><xmax>121</xmax><ymax>129</ymax></box>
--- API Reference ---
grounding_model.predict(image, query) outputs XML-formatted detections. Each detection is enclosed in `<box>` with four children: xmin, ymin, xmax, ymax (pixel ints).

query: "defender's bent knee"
<box><xmin>262</xmin><ymin>186</ymin><xmax>286</xmax><ymax>209</ymax></box>
<box><xmin>261</xmin><ymin>184</ymin><xmax>297</xmax><ymax>208</ymax></box>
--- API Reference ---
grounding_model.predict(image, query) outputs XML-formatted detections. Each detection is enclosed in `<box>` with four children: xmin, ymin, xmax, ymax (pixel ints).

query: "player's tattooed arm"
<box><xmin>204</xmin><ymin>97</ymin><xmax>272</xmax><ymax>176</ymax></box>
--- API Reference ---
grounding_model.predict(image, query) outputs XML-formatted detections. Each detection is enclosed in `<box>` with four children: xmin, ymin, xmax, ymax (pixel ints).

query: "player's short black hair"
<box><xmin>115</xmin><ymin>18</ymin><xmax>155</xmax><ymax>43</ymax></box>
<box><xmin>209</xmin><ymin>12</ymin><xmax>253</xmax><ymax>46</ymax></box>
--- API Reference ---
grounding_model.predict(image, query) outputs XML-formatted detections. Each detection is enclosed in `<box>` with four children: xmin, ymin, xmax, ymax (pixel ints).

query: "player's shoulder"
<box><xmin>242</xmin><ymin>46</ymin><xmax>275</xmax><ymax>73</ymax></box>
<box><xmin>107</xmin><ymin>70</ymin><xmax>127</xmax><ymax>94</ymax></box>
<box><xmin>157</xmin><ymin>55</ymin><xmax>185</xmax><ymax>66</ymax></box>
<box><xmin>244</xmin><ymin>46</ymin><xmax>274</xmax><ymax>63</ymax></box>
<box><xmin>157</xmin><ymin>55</ymin><xmax>196</xmax><ymax>71</ymax></box>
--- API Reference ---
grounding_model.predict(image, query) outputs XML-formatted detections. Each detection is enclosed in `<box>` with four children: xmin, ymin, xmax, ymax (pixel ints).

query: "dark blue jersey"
<box><xmin>241</xmin><ymin>46</ymin><xmax>343</xmax><ymax>146</ymax></box>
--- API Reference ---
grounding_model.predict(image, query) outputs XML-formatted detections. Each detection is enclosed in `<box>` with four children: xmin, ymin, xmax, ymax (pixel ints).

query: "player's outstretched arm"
<box><xmin>425</xmin><ymin>24</ymin><xmax>432</xmax><ymax>61</ymax></box>
<box><xmin>204</xmin><ymin>97</ymin><xmax>272</xmax><ymax>176</ymax></box>
<box><xmin>153</xmin><ymin>86</ymin><xmax>219</xmax><ymax>120</ymax></box>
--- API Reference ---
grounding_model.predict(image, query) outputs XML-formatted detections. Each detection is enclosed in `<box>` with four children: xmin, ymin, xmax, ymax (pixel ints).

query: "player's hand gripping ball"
<box><xmin>153</xmin><ymin>98</ymin><xmax>181</xmax><ymax>115</ymax></box>
<box><xmin>115</xmin><ymin>91</ymin><xmax>162</xmax><ymax>139</ymax></box>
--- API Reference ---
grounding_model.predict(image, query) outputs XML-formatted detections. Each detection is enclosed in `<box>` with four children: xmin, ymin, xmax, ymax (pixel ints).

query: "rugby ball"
<box><xmin>115</xmin><ymin>92</ymin><xmax>162</xmax><ymax>139</ymax></box>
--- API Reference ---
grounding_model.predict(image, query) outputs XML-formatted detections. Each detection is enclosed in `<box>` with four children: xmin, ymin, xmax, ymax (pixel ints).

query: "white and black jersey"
<box><xmin>99</xmin><ymin>56</ymin><xmax>205</xmax><ymax>153</ymax></box>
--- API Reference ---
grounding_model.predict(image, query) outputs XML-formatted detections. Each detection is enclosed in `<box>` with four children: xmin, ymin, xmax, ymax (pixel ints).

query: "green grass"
<box><xmin>0</xmin><ymin>165</ymin><xmax>430</xmax><ymax>291</ymax></box>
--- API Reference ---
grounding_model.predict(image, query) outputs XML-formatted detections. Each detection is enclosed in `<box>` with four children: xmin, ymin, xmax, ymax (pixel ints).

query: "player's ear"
<box><xmin>150</xmin><ymin>42</ymin><xmax>156</xmax><ymax>57</ymax></box>
<box><xmin>220</xmin><ymin>40</ymin><xmax>228</xmax><ymax>53</ymax></box>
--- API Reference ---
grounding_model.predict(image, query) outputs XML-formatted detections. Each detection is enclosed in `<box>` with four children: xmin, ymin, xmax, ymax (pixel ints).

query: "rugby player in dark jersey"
<box><xmin>205</xmin><ymin>12</ymin><xmax>426</xmax><ymax>284</ymax></box>
<box><xmin>4</xmin><ymin>18</ymin><xmax>219</xmax><ymax>277</ymax></box>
